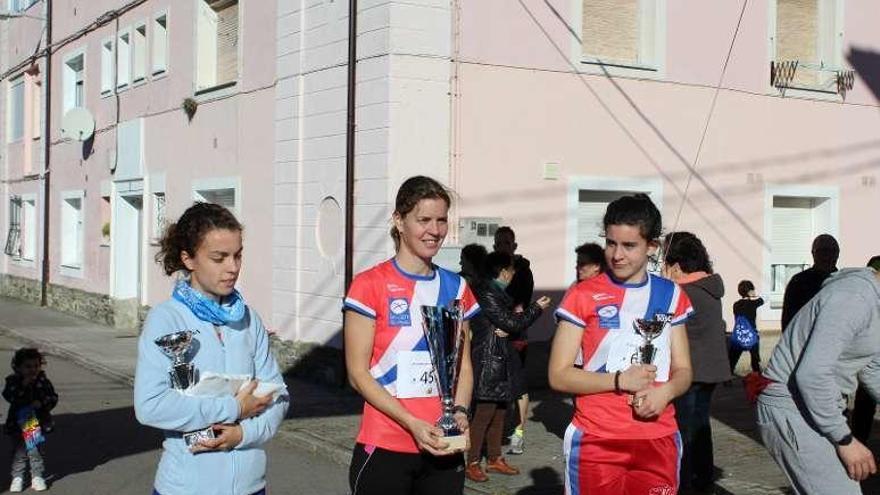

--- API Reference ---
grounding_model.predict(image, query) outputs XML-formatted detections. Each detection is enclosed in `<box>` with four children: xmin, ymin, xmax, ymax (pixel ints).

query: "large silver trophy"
<box><xmin>632</xmin><ymin>313</ymin><xmax>674</xmax><ymax>365</ymax></box>
<box><xmin>420</xmin><ymin>300</ymin><xmax>467</xmax><ymax>452</ymax></box>
<box><xmin>155</xmin><ymin>330</ymin><xmax>197</xmax><ymax>390</ymax></box>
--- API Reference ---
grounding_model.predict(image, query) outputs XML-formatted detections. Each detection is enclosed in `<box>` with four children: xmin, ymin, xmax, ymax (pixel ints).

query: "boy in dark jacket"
<box><xmin>730</xmin><ymin>280</ymin><xmax>764</xmax><ymax>374</ymax></box>
<box><xmin>3</xmin><ymin>348</ymin><xmax>58</xmax><ymax>492</ymax></box>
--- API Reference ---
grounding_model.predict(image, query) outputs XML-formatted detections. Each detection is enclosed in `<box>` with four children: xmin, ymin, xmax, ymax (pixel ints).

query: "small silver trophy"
<box><xmin>155</xmin><ymin>330</ymin><xmax>215</xmax><ymax>449</ymax></box>
<box><xmin>632</xmin><ymin>313</ymin><xmax>675</xmax><ymax>365</ymax></box>
<box><xmin>420</xmin><ymin>300</ymin><xmax>467</xmax><ymax>452</ymax></box>
<box><xmin>155</xmin><ymin>330</ymin><xmax>197</xmax><ymax>389</ymax></box>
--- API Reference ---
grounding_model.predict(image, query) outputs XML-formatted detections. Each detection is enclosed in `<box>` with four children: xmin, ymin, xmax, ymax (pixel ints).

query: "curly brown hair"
<box><xmin>155</xmin><ymin>202</ymin><xmax>243</xmax><ymax>275</ymax></box>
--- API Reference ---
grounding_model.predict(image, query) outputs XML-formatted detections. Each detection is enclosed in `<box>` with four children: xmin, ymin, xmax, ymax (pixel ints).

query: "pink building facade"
<box><xmin>3</xmin><ymin>1</ymin><xmax>879</xmax><ymax>345</ymax></box>
<box><xmin>452</xmin><ymin>0</ymin><xmax>880</xmax><ymax>336</ymax></box>
<box><xmin>273</xmin><ymin>0</ymin><xmax>880</xmax><ymax>346</ymax></box>
<box><xmin>2</xmin><ymin>0</ymin><xmax>276</xmax><ymax>327</ymax></box>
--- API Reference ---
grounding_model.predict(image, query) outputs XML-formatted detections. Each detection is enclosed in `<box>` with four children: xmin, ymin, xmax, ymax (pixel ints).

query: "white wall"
<box><xmin>272</xmin><ymin>0</ymin><xmax>452</xmax><ymax>345</ymax></box>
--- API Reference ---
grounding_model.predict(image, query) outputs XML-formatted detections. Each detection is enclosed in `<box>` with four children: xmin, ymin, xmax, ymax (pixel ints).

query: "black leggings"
<box><xmin>349</xmin><ymin>443</ymin><xmax>464</xmax><ymax>495</ymax></box>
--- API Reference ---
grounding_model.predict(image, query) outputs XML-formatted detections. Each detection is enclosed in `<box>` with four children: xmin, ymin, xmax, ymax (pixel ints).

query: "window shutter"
<box><xmin>101</xmin><ymin>41</ymin><xmax>113</xmax><ymax>93</ymax></box>
<box><xmin>21</xmin><ymin>200</ymin><xmax>35</xmax><ymax>261</ymax></box>
<box><xmin>152</xmin><ymin>15</ymin><xmax>168</xmax><ymax>75</ymax></box>
<box><xmin>216</xmin><ymin>2</ymin><xmax>239</xmax><ymax>85</ymax></box>
<box><xmin>771</xmin><ymin>197</ymin><xmax>813</xmax><ymax>265</ymax></box>
<box><xmin>577</xmin><ymin>190</ymin><xmax>636</xmax><ymax>246</ymax></box>
<box><xmin>582</xmin><ymin>0</ymin><xmax>639</xmax><ymax>64</ymax></box>
<box><xmin>10</xmin><ymin>79</ymin><xmax>25</xmax><ymax>140</ymax></box>
<box><xmin>196</xmin><ymin>1</ymin><xmax>218</xmax><ymax>89</ymax></box>
<box><xmin>776</xmin><ymin>0</ymin><xmax>820</xmax><ymax>86</ymax></box>
<box><xmin>577</xmin><ymin>200</ymin><xmax>607</xmax><ymax>246</ymax></box>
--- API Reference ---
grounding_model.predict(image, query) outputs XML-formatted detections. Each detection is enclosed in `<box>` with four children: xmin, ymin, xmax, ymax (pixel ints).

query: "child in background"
<box><xmin>3</xmin><ymin>348</ymin><xmax>58</xmax><ymax>492</ymax></box>
<box><xmin>729</xmin><ymin>280</ymin><xmax>764</xmax><ymax>375</ymax></box>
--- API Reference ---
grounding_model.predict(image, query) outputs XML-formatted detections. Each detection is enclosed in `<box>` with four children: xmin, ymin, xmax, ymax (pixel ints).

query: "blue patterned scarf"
<box><xmin>172</xmin><ymin>279</ymin><xmax>246</xmax><ymax>325</ymax></box>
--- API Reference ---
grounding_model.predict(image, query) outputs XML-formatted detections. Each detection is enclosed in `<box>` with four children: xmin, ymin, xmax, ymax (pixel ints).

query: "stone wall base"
<box><xmin>0</xmin><ymin>274</ymin><xmax>148</xmax><ymax>330</ymax></box>
<box><xmin>0</xmin><ymin>274</ymin><xmax>345</xmax><ymax>385</ymax></box>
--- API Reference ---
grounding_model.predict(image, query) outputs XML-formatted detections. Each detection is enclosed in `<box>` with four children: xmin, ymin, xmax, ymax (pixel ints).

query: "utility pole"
<box><xmin>39</xmin><ymin>0</ymin><xmax>52</xmax><ymax>306</ymax></box>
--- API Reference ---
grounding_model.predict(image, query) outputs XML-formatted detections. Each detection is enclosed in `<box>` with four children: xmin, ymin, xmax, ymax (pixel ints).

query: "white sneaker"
<box><xmin>507</xmin><ymin>433</ymin><xmax>524</xmax><ymax>455</ymax></box>
<box><xmin>9</xmin><ymin>477</ymin><xmax>24</xmax><ymax>492</ymax></box>
<box><xmin>31</xmin><ymin>476</ymin><xmax>47</xmax><ymax>491</ymax></box>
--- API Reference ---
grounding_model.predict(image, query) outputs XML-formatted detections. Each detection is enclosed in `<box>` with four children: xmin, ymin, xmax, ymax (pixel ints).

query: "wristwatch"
<box><xmin>452</xmin><ymin>405</ymin><xmax>471</xmax><ymax>419</ymax></box>
<box><xmin>837</xmin><ymin>434</ymin><xmax>854</xmax><ymax>446</ymax></box>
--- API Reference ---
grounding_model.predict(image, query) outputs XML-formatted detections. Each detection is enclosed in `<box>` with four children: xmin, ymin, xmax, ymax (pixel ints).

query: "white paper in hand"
<box><xmin>248</xmin><ymin>381</ymin><xmax>286</xmax><ymax>400</ymax></box>
<box><xmin>184</xmin><ymin>372</ymin><xmax>287</xmax><ymax>401</ymax></box>
<box><xmin>185</xmin><ymin>372</ymin><xmax>250</xmax><ymax>398</ymax></box>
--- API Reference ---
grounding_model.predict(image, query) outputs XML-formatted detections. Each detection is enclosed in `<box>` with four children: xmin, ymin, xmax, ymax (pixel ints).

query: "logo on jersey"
<box><xmin>386</xmin><ymin>283</ymin><xmax>406</xmax><ymax>293</ymax></box>
<box><xmin>597</xmin><ymin>304</ymin><xmax>620</xmax><ymax>329</ymax></box>
<box><xmin>592</xmin><ymin>293</ymin><xmax>615</xmax><ymax>302</ymax></box>
<box><xmin>649</xmin><ymin>486</ymin><xmax>674</xmax><ymax>495</ymax></box>
<box><xmin>388</xmin><ymin>298</ymin><xmax>412</xmax><ymax>327</ymax></box>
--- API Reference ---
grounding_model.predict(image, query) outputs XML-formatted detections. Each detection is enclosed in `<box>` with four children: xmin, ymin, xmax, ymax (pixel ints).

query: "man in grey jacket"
<box><xmin>758</xmin><ymin>267</ymin><xmax>880</xmax><ymax>494</ymax></box>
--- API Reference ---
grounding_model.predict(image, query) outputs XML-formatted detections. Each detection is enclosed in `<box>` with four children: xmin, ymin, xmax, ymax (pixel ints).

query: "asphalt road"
<box><xmin>0</xmin><ymin>334</ymin><xmax>351</xmax><ymax>495</ymax></box>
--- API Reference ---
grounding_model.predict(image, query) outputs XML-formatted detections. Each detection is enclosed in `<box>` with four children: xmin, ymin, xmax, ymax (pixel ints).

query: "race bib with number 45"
<box><xmin>396</xmin><ymin>351</ymin><xmax>438</xmax><ymax>398</ymax></box>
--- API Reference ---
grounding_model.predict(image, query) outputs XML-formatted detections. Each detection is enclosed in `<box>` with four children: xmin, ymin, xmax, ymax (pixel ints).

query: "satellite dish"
<box><xmin>61</xmin><ymin>108</ymin><xmax>95</xmax><ymax>142</ymax></box>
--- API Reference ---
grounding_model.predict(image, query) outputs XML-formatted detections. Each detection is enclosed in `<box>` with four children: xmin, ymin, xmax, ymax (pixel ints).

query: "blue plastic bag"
<box><xmin>730</xmin><ymin>315</ymin><xmax>758</xmax><ymax>350</ymax></box>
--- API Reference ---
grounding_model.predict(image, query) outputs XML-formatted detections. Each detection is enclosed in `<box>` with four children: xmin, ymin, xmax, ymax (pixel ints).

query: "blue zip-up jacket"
<box><xmin>134</xmin><ymin>299</ymin><xmax>289</xmax><ymax>495</ymax></box>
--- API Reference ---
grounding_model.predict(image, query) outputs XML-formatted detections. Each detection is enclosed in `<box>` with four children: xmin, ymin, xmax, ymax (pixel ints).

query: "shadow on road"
<box><xmin>515</xmin><ymin>466</ymin><xmax>563</xmax><ymax>495</ymax></box>
<box><xmin>0</xmin><ymin>406</ymin><xmax>161</xmax><ymax>487</ymax></box>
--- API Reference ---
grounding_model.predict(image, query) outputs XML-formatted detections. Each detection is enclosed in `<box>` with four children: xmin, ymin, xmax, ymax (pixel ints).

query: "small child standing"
<box><xmin>729</xmin><ymin>280</ymin><xmax>765</xmax><ymax>375</ymax></box>
<box><xmin>3</xmin><ymin>348</ymin><xmax>57</xmax><ymax>492</ymax></box>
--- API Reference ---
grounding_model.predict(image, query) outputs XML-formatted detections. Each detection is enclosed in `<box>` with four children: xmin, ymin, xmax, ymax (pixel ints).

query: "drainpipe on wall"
<box><xmin>39</xmin><ymin>0</ymin><xmax>52</xmax><ymax>307</ymax></box>
<box><xmin>344</xmin><ymin>0</ymin><xmax>357</xmax><ymax>293</ymax></box>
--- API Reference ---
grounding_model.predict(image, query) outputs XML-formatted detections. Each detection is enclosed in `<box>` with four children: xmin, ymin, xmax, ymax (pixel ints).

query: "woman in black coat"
<box><xmin>465</xmin><ymin>251</ymin><xmax>550</xmax><ymax>482</ymax></box>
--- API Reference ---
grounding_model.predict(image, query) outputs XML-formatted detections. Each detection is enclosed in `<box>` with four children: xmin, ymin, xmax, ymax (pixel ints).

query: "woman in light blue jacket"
<box><xmin>134</xmin><ymin>203</ymin><xmax>289</xmax><ymax>495</ymax></box>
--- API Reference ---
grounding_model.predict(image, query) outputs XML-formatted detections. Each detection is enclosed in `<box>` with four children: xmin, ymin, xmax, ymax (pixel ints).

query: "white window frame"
<box><xmin>152</xmin><ymin>10</ymin><xmax>169</xmax><ymax>77</ymax></box>
<box><xmin>572</xmin><ymin>0</ymin><xmax>667</xmax><ymax>79</ymax></box>
<box><xmin>59</xmin><ymin>190</ymin><xmax>85</xmax><ymax>277</ymax></box>
<box><xmin>132</xmin><ymin>22</ymin><xmax>148</xmax><ymax>85</ymax></box>
<box><xmin>768</xmin><ymin>0</ymin><xmax>846</xmax><ymax>100</ymax></box>
<box><xmin>566</xmin><ymin>175</ymin><xmax>664</xmax><ymax>281</ymax></box>
<box><xmin>192</xmin><ymin>176</ymin><xmax>241</xmax><ymax>216</ymax></box>
<box><xmin>7</xmin><ymin>75</ymin><xmax>25</xmax><ymax>143</ymax></box>
<box><xmin>17</xmin><ymin>193</ymin><xmax>37</xmax><ymax>265</ymax></box>
<box><xmin>100</xmin><ymin>37</ymin><xmax>115</xmax><ymax>96</ymax></box>
<box><xmin>117</xmin><ymin>27</ymin><xmax>132</xmax><ymax>91</ymax></box>
<box><xmin>194</xmin><ymin>0</ymin><xmax>240</xmax><ymax>96</ymax></box>
<box><xmin>62</xmin><ymin>49</ymin><xmax>86</xmax><ymax>115</ymax></box>
<box><xmin>762</xmin><ymin>184</ymin><xmax>839</xmax><ymax>319</ymax></box>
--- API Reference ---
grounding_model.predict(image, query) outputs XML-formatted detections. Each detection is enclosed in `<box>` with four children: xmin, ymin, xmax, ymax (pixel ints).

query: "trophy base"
<box><xmin>440</xmin><ymin>433</ymin><xmax>467</xmax><ymax>453</ymax></box>
<box><xmin>183</xmin><ymin>426</ymin><xmax>215</xmax><ymax>449</ymax></box>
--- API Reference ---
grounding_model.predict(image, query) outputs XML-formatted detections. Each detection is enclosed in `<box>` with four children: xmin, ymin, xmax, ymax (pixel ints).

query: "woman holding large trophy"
<box><xmin>134</xmin><ymin>203</ymin><xmax>288</xmax><ymax>495</ymax></box>
<box><xmin>344</xmin><ymin>176</ymin><xmax>479</xmax><ymax>495</ymax></box>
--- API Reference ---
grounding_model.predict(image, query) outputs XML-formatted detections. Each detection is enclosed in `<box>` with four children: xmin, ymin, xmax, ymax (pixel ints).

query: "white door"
<box><xmin>113</xmin><ymin>194</ymin><xmax>143</xmax><ymax>300</ymax></box>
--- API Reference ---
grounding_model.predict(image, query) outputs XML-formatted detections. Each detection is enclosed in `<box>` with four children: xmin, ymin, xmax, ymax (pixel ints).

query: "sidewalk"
<box><xmin>0</xmin><ymin>296</ymin><xmax>796</xmax><ymax>494</ymax></box>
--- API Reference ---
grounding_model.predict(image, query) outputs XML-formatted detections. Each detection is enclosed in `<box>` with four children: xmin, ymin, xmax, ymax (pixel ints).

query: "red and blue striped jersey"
<box><xmin>344</xmin><ymin>259</ymin><xmax>479</xmax><ymax>453</ymax></box>
<box><xmin>556</xmin><ymin>272</ymin><xmax>692</xmax><ymax>439</ymax></box>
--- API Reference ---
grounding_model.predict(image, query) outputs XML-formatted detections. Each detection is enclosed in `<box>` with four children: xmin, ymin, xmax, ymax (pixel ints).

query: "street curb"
<box><xmin>0</xmin><ymin>323</ymin><xmax>518</xmax><ymax>494</ymax></box>
<box><xmin>0</xmin><ymin>323</ymin><xmax>135</xmax><ymax>387</ymax></box>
